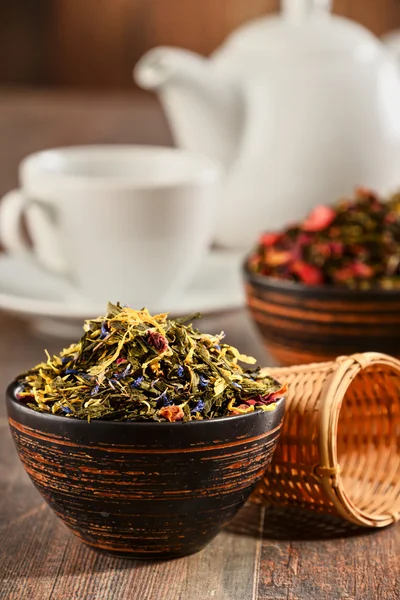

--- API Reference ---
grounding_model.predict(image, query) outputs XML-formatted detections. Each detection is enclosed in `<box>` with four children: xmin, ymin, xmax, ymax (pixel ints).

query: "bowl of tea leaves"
<box><xmin>7</xmin><ymin>303</ymin><xmax>285</xmax><ymax>559</ymax></box>
<box><xmin>244</xmin><ymin>188</ymin><xmax>400</xmax><ymax>365</ymax></box>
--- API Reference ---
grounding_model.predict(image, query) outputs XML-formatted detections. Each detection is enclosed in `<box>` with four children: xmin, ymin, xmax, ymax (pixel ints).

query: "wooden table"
<box><xmin>0</xmin><ymin>89</ymin><xmax>399</xmax><ymax>600</ymax></box>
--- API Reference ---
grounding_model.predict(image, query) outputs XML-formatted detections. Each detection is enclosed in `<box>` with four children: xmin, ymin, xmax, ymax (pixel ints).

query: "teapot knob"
<box><xmin>281</xmin><ymin>0</ymin><xmax>332</xmax><ymax>19</ymax></box>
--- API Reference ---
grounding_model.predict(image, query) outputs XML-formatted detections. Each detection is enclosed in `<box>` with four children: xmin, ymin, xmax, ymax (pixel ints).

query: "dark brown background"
<box><xmin>2</xmin><ymin>0</ymin><xmax>400</xmax><ymax>89</ymax></box>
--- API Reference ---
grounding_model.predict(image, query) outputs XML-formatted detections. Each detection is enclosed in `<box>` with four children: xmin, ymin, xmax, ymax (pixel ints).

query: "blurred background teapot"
<box><xmin>135</xmin><ymin>0</ymin><xmax>400</xmax><ymax>249</ymax></box>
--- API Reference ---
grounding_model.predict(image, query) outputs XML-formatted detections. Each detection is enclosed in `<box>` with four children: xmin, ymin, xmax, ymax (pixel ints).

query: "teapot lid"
<box><xmin>221</xmin><ymin>0</ymin><xmax>382</xmax><ymax>59</ymax></box>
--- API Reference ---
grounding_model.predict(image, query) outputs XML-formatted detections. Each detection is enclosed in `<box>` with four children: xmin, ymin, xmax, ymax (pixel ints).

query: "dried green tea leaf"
<box><xmin>214</xmin><ymin>377</ymin><xmax>227</xmax><ymax>397</ymax></box>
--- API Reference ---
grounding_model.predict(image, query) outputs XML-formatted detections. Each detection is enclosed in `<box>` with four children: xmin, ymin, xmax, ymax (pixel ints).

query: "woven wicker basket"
<box><xmin>254</xmin><ymin>352</ymin><xmax>400</xmax><ymax>528</ymax></box>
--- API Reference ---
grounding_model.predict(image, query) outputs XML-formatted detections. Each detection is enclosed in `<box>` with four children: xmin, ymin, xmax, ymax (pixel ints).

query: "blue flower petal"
<box><xmin>91</xmin><ymin>384</ymin><xmax>100</xmax><ymax>396</ymax></box>
<box><xmin>131</xmin><ymin>376</ymin><xmax>144</xmax><ymax>389</ymax></box>
<box><xmin>191</xmin><ymin>399</ymin><xmax>205</xmax><ymax>414</ymax></box>
<box><xmin>157</xmin><ymin>390</ymin><xmax>172</xmax><ymax>407</ymax></box>
<box><xmin>198</xmin><ymin>375</ymin><xmax>209</xmax><ymax>389</ymax></box>
<box><xmin>100</xmin><ymin>321</ymin><xmax>109</xmax><ymax>340</ymax></box>
<box><xmin>115</xmin><ymin>364</ymin><xmax>132</xmax><ymax>380</ymax></box>
<box><xmin>80</xmin><ymin>373</ymin><xmax>93</xmax><ymax>381</ymax></box>
<box><xmin>65</xmin><ymin>368</ymin><xmax>79</xmax><ymax>375</ymax></box>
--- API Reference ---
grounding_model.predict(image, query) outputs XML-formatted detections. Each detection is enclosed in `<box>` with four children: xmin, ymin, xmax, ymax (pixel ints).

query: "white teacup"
<box><xmin>0</xmin><ymin>145</ymin><xmax>221</xmax><ymax>308</ymax></box>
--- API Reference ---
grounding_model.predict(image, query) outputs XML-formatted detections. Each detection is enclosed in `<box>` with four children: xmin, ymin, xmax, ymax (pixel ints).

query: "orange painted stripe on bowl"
<box><xmin>249</xmin><ymin>309</ymin><xmax>395</xmax><ymax>337</ymax></box>
<box><xmin>9</xmin><ymin>418</ymin><xmax>282</xmax><ymax>453</ymax></box>
<box><xmin>247</xmin><ymin>294</ymin><xmax>400</xmax><ymax>325</ymax></box>
<box><xmin>22</xmin><ymin>466</ymin><xmax>268</xmax><ymax>500</ymax></box>
<box><xmin>245</xmin><ymin>283</ymin><xmax>400</xmax><ymax>313</ymax></box>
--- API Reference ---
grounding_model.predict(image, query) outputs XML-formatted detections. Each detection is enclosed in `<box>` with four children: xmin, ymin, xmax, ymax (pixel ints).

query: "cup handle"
<box><xmin>0</xmin><ymin>189</ymin><xmax>68</xmax><ymax>274</ymax></box>
<box><xmin>0</xmin><ymin>189</ymin><xmax>31</xmax><ymax>255</ymax></box>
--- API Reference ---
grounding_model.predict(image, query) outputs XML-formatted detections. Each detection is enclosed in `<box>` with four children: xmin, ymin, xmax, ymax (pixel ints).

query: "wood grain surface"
<box><xmin>2</xmin><ymin>1</ymin><xmax>400</xmax><ymax>88</ymax></box>
<box><xmin>0</xmin><ymin>89</ymin><xmax>399</xmax><ymax>599</ymax></box>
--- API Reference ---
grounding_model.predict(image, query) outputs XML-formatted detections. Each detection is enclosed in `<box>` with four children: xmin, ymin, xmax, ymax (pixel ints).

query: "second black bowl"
<box><xmin>244</xmin><ymin>262</ymin><xmax>400</xmax><ymax>365</ymax></box>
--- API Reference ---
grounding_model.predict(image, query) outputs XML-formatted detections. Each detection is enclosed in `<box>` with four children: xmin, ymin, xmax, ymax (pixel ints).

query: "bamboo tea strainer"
<box><xmin>254</xmin><ymin>352</ymin><xmax>400</xmax><ymax>528</ymax></box>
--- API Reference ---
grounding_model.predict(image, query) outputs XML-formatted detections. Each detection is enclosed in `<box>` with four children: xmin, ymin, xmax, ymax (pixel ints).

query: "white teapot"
<box><xmin>135</xmin><ymin>0</ymin><xmax>400</xmax><ymax>248</ymax></box>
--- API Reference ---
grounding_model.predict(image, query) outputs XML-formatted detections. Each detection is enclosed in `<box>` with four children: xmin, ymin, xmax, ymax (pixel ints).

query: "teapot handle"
<box><xmin>281</xmin><ymin>0</ymin><xmax>332</xmax><ymax>19</ymax></box>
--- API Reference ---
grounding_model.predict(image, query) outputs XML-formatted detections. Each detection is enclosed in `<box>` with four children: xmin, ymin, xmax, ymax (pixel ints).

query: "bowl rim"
<box><xmin>242</xmin><ymin>256</ymin><xmax>400</xmax><ymax>298</ymax></box>
<box><xmin>6</xmin><ymin>380</ymin><xmax>285</xmax><ymax>429</ymax></box>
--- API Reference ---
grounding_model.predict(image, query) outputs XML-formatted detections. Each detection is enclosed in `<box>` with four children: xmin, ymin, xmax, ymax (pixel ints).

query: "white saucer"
<box><xmin>0</xmin><ymin>251</ymin><xmax>245</xmax><ymax>338</ymax></box>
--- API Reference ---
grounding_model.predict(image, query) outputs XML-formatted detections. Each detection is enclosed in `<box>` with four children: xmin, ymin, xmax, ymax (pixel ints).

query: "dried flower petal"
<box><xmin>91</xmin><ymin>384</ymin><xmax>100</xmax><ymax>396</ymax></box>
<box><xmin>260</xmin><ymin>232</ymin><xmax>282</xmax><ymax>247</ymax></box>
<box><xmin>131</xmin><ymin>376</ymin><xmax>144</xmax><ymax>389</ymax></box>
<box><xmin>100</xmin><ymin>322</ymin><xmax>109</xmax><ymax>340</ymax></box>
<box><xmin>191</xmin><ymin>399</ymin><xmax>205</xmax><ymax>414</ymax></box>
<box><xmin>159</xmin><ymin>405</ymin><xmax>184</xmax><ymax>422</ymax></box>
<box><xmin>198</xmin><ymin>375</ymin><xmax>209</xmax><ymax>389</ymax></box>
<box><xmin>114</xmin><ymin>364</ymin><xmax>132</xmax><ymax>380</ymax></box>
<box><xmin>292</xmin><ymin>262</ymin><xmax>324</xmax><ymax>285</ymax></box>
<box><xmin>329</xmin><ymin>241</ymin><xmax>344</xmax><ymax>256</ymax></box>
<box><xmin>65</xmin><ymin>368</ymin><xmax>79</xmax><ymax>376</ymax></box>
<box><xmin>147</xmin><ymin>331</ymin><xmax>169</xmax><ymax>353</ymax></box>
<box><xmin>230</xmin><ymin>404</ymin><xmax>255</xmax><ymax>416</ymax></box>
<box><xmin>265</xmin><ymin>250</ymin><xmax>292</xmax><ymax>267</ymax></box>
<box><xmin>352</xmin><ymin>262</ymin><xmax>374</xmax><ymax>278</ymax></box>
<box><xmin>157</xmin><ymin>390</ymin><xmax>172</xmax><ymax>407</ymax></box>
<box><xmin>302</xmin><ymin>205</ymin><xmax>336</xmax><ymax>232</ymax></box>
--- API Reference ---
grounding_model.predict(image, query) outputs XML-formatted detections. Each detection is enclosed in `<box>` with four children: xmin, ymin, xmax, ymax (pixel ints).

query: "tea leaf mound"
<box><xmin>16</xmin><ymin>303</ymin><xmax>285</xmax><ymax>422</ymax></box>
<box><xmin>249</xmin><ymin>188</ymin><xmax>400</xmax><ymax>289</ymax></box>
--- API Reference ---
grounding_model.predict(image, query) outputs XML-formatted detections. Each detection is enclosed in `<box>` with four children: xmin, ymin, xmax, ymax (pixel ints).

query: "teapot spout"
<box><xmin>134</xmin><ymin>47</ymin><xmax>243</xmax><ymax>169</ymax></box>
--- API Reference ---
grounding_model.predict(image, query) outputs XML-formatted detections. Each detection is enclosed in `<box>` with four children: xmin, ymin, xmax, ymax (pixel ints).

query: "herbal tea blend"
<box><xmin>16</xmin><ymin>304</ymin><xmax>285</xmax><ymax>422</ymax></box>
<box><xmin>248</xmin><ymin>188</ymin><xmax>400</xmax><ymax>289</ymax></box>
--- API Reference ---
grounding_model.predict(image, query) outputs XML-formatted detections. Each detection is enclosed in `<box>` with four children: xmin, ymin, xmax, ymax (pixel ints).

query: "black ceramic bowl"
<box><xmin>7</xmin><ymin>382</ymin><xmax>285</xmax><ymax>559</ymax></box>
<box><xmin>244</xmin><ymin>262</ymin><xmax>400</xmax><ymax>366</ymax></box>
